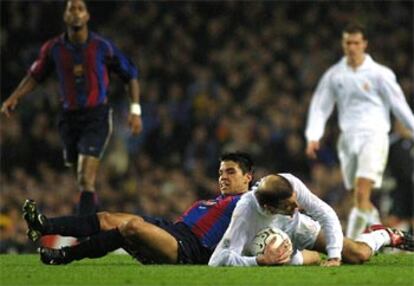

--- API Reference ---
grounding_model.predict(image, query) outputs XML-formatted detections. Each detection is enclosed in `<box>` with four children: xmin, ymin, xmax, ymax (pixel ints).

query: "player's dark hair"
<box><xmin>255</xmin><ymin>175</ymin><xmax>293</xmax><ymax>208</ymax></box>
<box><xmin>343</xmin><ymin>23</ymin><xmax>367</xmax><ymax>39</ymax></box>
<box><xmin>65</xmin><ymin>0</ymin><xmax>88</xmax><ymax>11</ymax></box>
<box><xmin>220</xmin><ymin>152</ymin><xmax>253</xmax><ymax>174</ymax></box>
<box><xmin>220</xmin><ymin>152</ymin><xmax>254</xmax><ymax>187</ymax></box>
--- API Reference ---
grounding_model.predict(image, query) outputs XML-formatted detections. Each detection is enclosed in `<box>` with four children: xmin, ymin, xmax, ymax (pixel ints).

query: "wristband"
<box><xmin>130</xmin><ymin>103</ymin><xmax>141</xmax><ymax>116</ymax></box>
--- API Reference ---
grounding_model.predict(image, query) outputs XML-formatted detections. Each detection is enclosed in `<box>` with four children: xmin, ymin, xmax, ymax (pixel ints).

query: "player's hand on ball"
<box><xmin>257</xmin><ymin>238</ymin><xmax>292</xmax><ymax>265</ymax></box>
<box><xmin>320</xmin><ymin>258</ymin><xmax>341</xmax><ymax>267</ymax></box>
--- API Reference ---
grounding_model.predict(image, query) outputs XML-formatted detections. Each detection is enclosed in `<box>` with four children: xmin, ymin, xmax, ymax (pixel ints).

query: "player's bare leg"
<box><xmin>354</xmin><ymin>177</ymin><xmax>374</xmax><ymax>210</ymax></box>
<box><xmin>98</xmin><ymin>212</ymin><xmax>144</xmax><ymax>231</ymax></box>
<box><xmin>341</xmin><ymin>238</ymin><xmax>371</xmax><ymax>264</ymax></box>
<box><xmin>119</xmin><ymin>217</ymin><xmax>179</xmax><ymax>263</ymax></box>
<box><xmin>312</xmin><ymin>227</ymin><xmax>413</xmax><ymax>265</ymax></box>
<box><xmin>77</xmin><ymin>154</ymin><xmax>100</xmax><ymax>215</ymax></box>
<box><xmin>38</xmin><ymin>216</ymin><xmax>180</xmax><ymax>265</ymax></box>
<box><xmin>301</xmin><ymin>250</ymin><xmax>321</xmax><ymax>265</ymax></box>
<box><xmin>346</xmin><ymin>177</ymin><xmax>380</xmax><ymax>239</ymax></box>
<box><xmin>313</xmin><ymin>232</ymin><xmax>371</xmax><ymax>264</ymax></box>
<box><xmin>29</xmin><ymin>209</ymin><xmax>133</xmax><ymax>265</ymax></box>
<box><xmin>22</xmin><ymin>201</ymin><xmax>180</xmax><ymax>265</ymax></box>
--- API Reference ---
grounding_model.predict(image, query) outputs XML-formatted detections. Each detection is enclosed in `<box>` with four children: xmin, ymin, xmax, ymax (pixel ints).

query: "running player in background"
<box><xmin>1</xmin><ymin>0</ymin><xmax>143</xmax><ymax>215</ymax></box>
<box><xmin>209</xmin><ymin>174</ymin><xmax>414</xmax><ymax>267</ymax></box>
<box><xmin>305</xmin><ymin>23</ymin><xmax>414</xmax><ymax>239</ymax></box>
<box><xmin>22</xmin><ymin>152</ymin><xmax>254</xmax><ymax>265</ymax></box>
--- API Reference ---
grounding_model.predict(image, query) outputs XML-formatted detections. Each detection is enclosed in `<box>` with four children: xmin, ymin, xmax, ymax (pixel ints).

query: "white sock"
<box><xmin>356</xmin><ymin>230</ymin><xmax>391</xmax><ymax>254</ymax></box>
<box><xmin>346</xmin><ymin>207</ymin><xmax>369</xmax><ymax>239</ymax></box>
<box><xmin>367</xmin><ymin>207</ymin><xmax>381</xmax><ymax>225</ymax></box>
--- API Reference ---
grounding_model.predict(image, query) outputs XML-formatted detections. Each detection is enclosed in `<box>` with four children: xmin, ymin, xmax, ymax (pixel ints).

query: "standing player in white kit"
<box><xmin>304</xmin><ymin>23</ymin><xmax>414</xmax><ymax>239</ymax></box>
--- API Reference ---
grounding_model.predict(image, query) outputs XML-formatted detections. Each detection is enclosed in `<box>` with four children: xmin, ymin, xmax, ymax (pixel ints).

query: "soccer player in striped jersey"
<box><xmin>22</xmin><ymin>152</ymin><xmax>254</xmax><ymax>265</ymax></box>
<box><xmin>305</xmin><ymin>23</ymin><xmax>414</xmax><ymax>239</ymax></box>
<box><xmin>1</xmin><ymin>0</ymin><xmax>142</xmax><ymax>215</ymax></box>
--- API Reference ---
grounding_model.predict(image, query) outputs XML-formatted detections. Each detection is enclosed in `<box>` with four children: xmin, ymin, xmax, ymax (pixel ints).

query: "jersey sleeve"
<box><xmin>105</xmin><ymin>41</ymin><xmax>138</xmax><ymax>83</ymax></box>
<box><xmin>28</xmin><ymin>40</ymin><xmax>55</xmax><ymax>83</ymax></box>
<box><xmin>280</xmin><ymin>173</ymin><xmax>343</xmax><ymax>259</ymax></box>
<box><xmin>208</xmin><ymin>200</ymin><xmax>258</xmax><ymax>267</ymax></box>
<box><xmin>378</xmin><ymin>69</ymin><xmax>414</xmax><ymax>138</ymax></box>
<box><xmin>305</xmin><ymin>69</ymin><xmax>336</xmax><ymax>142</ymax></box>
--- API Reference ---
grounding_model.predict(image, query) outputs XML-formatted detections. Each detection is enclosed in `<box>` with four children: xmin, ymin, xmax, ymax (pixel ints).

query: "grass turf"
<box><xmin>0</xmin><ymin>253</ymin><xmax>413</xmax><ymax>286</ymax></box>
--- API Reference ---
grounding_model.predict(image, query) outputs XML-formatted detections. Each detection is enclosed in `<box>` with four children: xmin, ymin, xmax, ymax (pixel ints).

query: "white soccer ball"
<box><xmin>246</xmin><ymin>227</ymin><xmax>292</xmax><ymax>256</ymax></box>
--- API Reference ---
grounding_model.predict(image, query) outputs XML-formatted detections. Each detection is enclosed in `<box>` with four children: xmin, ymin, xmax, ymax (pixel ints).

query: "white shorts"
<box><xmin>276</xmin><ymin>213</ymin><xmax>321</xmax><ymax>250</ymax></box>
<box><xmin>337</xmin><ymin>131</ymin><xmax>389</xmax><ymax>190</ymax></box>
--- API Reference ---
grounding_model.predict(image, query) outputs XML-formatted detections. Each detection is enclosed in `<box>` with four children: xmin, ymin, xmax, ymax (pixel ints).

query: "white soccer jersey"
<box><xmin>305</xmin><ymin>54</ymin><xmax>414</xmax><ymax>141</ymax></box>
<box><xmin>208</xmin><ymin>173</ymin><xmax>343</xmax><ymax>267</ymax></box>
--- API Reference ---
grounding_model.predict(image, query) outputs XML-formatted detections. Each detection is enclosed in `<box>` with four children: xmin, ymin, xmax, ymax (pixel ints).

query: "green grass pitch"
<box><xmin>1</xmin><ymin>253</ymin><xmax>413</xmax><ymax>286</ymax></box>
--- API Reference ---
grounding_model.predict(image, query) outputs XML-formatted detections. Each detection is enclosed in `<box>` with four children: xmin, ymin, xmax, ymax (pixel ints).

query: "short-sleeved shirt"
<box><xmin>28</xmin><ymin>32</ymin><xmax>138</xmax><ymax>110</ymax></box>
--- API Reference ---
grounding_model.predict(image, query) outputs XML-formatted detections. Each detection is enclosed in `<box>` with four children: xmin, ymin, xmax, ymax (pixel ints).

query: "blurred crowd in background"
<box><xmin>1</xmin><ymin>1</ymin><xmax>413</xmax><ymax>253</ymax></box>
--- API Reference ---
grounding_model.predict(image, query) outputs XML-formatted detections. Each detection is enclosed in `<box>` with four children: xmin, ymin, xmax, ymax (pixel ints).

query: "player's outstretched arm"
<box><xmin>1</xmin><ymin>75</ymin><xmax>38</xmax><ymax>117</ymax></box>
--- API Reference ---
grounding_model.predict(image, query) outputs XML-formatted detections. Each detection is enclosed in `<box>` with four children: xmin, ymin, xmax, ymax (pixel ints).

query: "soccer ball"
<box><xmin>246</xmin><ymin>227</ymin><xmax>292</xmax><ymax>256</ymax></box>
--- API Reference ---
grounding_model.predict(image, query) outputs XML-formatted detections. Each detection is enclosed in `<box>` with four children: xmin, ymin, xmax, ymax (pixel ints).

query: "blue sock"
<box><xmin>78</xmin><ymin>191</ymin><xmax>98</xmax><ymax>215</ymax></box>
<box><xmin>67</xmin><ymin>229</ymin><xmax>125</xmax><ymax>260</ymax></box>
<box><xmin>45</xmin><ymin>214</ymin><xmax>100</xmax><ymax>237</ymax></box>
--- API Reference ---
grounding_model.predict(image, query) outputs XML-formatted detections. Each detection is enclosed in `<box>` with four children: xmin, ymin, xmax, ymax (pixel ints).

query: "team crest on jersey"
<box><xmin>200</xmin><ymin>200</ymin><xmax>217</xmax><ymax>206</ymax></box>
<box><xmin>73</xmin><ymin>64</ymin><xmax>84</xmax><ymax>76</ymax></box>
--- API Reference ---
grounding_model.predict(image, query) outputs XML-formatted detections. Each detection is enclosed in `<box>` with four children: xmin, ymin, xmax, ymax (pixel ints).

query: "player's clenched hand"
<box><xmin>257</xmin><ymin>238</ymin><xmax>292</xmax><ymax>266</ymax></box>
<box><xmin>320</xmin><ymin>258</ymin><xmax>341</xmax><ymax>267</ymax></box>
<box><xmin>1</xmin><ymin>97</ymin><xmax>19</xmax><ymax>118</ymax></box>
<box><xmin>306</xmin><ymin>141</ymin><xmax>320</xmax><ymax>159</ymax></box>
<box><xmin>128</xmin><ymin>114</ymin><xmax>143</xmax><ymax>135</ymax></box>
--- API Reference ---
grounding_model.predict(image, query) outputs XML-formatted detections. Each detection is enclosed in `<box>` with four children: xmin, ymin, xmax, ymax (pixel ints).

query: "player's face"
<box><xmin>218</xmin><ymin>161</ymin><xmax>251</xmax><ymax>195</ymax></box>
<box><xmin>64</xmin><ymin>0</ymin><xmax>90</xmax><ymax>31</ymax></box>
<box><xmin>342</xmin><ymin>32</ymin><xmax>367</xmax><ymax>62</ymax></box>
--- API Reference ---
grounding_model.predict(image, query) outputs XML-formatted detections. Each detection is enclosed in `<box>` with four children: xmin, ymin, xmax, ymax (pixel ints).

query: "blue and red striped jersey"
<box><xmin>28</xmin><ymin>32</ymin><xmax>138</xmax><ymax>110</ymax></box>
<box><xmin>177</xmin><ymin>194</ymin><xmax>243</xmax><ymax>250</ymax></box>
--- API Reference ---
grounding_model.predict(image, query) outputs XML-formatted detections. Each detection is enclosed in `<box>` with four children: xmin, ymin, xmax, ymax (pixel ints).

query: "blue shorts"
<box><xmin>128</xmin><ymin>216</ymin><xmax>212</xmax><ymax>265</ymax></box>
<box><xmin>58</xmin><ymin>105</ymin><xmax>113</xmax><ymax>166</ymax></box>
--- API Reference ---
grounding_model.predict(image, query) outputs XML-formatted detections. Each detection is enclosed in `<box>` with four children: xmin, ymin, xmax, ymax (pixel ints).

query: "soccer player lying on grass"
<box><xmin>209</xmin><ymin>174</ymin><xmax>414</xmax><ymax>267</ymax></box>
<box><xmin>22</xmin><ymin>152</ymin><xmax>259</xmax><ymax>265</ymax></box>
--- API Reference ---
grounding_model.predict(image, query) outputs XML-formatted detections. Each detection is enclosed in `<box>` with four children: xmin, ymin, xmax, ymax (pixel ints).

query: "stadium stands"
<box><xmin>1</xmin><ymin>1</ymin><xmax>412</xmax><ymax>253</ymax></box>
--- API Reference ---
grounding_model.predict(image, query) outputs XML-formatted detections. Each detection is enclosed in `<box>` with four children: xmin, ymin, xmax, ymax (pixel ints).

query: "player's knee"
<box><xmin>354</xmin><ymin>181</ymin><xmax>373</xmax><ymax>196</ymax></box>
<box><xmin>344</xmin><ymin>245</ymin><xmax>371</xmax><ymax>264</ymax></box>
<box><xmin>77</xmin><ymin>170</ymin><xmax>95</xmax><ymax>190</ymax></box>
<box><xmin>119</xmin><ymin>217</ymin><xmax>145</xmax><ymax>238</ymax></box>
<box><xmin>351</xmin><ymin>250</ymin><xmax>370</xmax><ymax>264</ymax></box>
<box><xmin>97</xmin><ymin>211</ymin><xmax>114</xmax><ymax>231</ymax></box>
<box><xmin>354</xmin><ymin>192</ymin><xmax>372</xmax><ymax>207</ymax></box>
<box><xmin>77</xmin><ymin>173</ymin><xmax>88</xmax><ymax>187</ymax></box>
<box><xmin>357</xmin><ymin>245</ymin><xmax>372</xmax><ymax>262</ymax></box>
<box><xmin>77</xmin><ymin>168</ymin><xmax>96</xmax><ymax>190</ymax></box>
